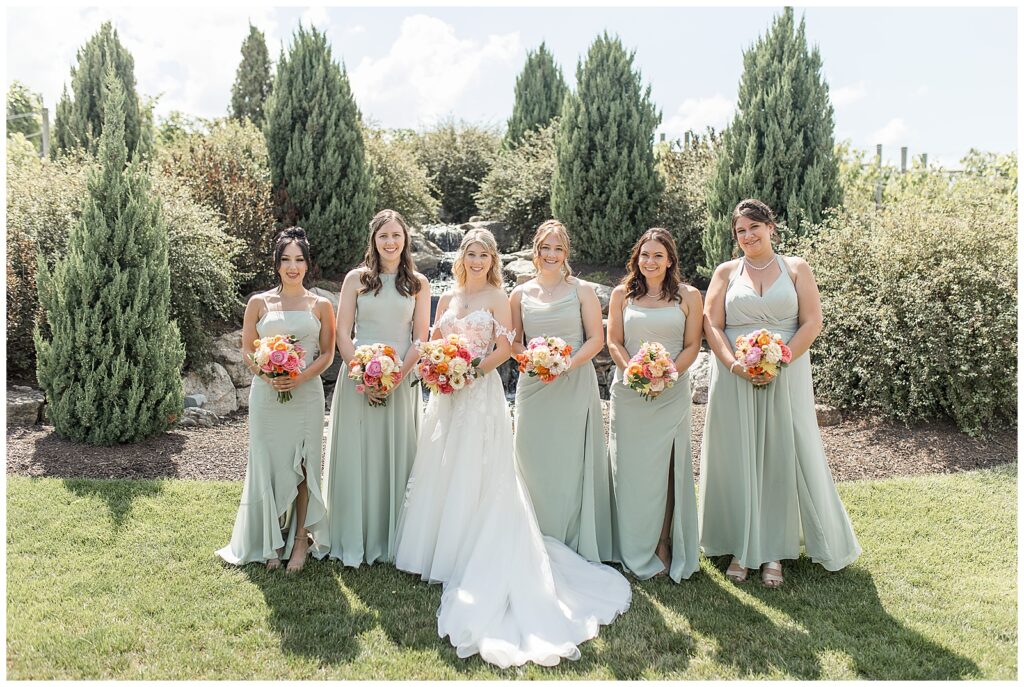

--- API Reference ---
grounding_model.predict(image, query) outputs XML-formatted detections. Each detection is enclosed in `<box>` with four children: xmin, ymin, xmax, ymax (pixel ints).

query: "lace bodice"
<box><xmin>434</xmin><ymin>309</ymin><xmax>515</xmax><ymax>360</ymax></box>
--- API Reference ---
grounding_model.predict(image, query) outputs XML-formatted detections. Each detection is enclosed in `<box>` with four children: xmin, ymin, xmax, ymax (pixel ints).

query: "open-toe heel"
<box><xmin>761</xmin><ymin>561</ymin><xmax>784</xmax><ymax>588</ymax></box>
<box><xmin>726</xmin><ymin>557</ymin><xmax>748</xmax><ymax>584</ymax></box>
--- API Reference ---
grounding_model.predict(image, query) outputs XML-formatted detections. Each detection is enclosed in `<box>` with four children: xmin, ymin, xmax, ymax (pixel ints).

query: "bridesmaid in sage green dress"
<box><xmin>323</xmin><ymin>210</ymin><xmax>431</xmax><ymax>567</ymax></box>
<box><xmin>217</xmin><ymin>227</ymin><xmax>336</xmax><ymax>573</ymax></box>
<box><xmin>700</xmin><ymin>199</ymin><xmax>861</xmax><ymax>588</ymax></box>
<box><xmin>510</xmin><ymin>220</ymin><xmax>612</xmax><ymax>563</ymax></box>
<box><xmin>606</xmin><ymin>228</ymin><xmax>704</xmax><ymax>581</ymax></box>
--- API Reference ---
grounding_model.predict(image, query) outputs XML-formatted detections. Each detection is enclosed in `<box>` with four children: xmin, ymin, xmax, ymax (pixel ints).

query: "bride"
<box><xmin>394</xmin><ymin>228</ymin><xmax>631</xmax><ymax>668</ymax></box>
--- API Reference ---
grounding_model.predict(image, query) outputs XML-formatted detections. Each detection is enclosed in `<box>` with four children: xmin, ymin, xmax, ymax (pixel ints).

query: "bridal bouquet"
<box><xmin>348</xmin><ymin>343</ymin><xmax>404</xmax><ymax>407</ymax></box>
<box><xmin>624</xmin><ymin>341</ymin><xmax>679</xmax><ymax>401</ymax></box>
<box><xmin>515</xmin><ymin>335</ymin><xmax>573</xmax><ymax>383</ymax></box>
<box><xmin>250</xmin><ymin>334</ymin><xmax>307</xmax><ymax>403</ymax></box>
<box><xmin>415</xmin><ymin>334</ymin><xmax>481</xmax><ymax>395</ymax></box>
<box><xmin>733</xmin><ymin>328</ymin><xmax>792</xmax><ymax>387</ymax></box>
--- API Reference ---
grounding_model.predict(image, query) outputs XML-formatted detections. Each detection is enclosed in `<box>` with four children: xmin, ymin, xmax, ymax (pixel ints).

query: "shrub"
<box><xmin>795</xmin><ymin>164</ymin><xmax>1016</xmax><ymax>436</ymax></box>
<box><xmin>35</xmin><ymin>73</ymin><xmax>183</xmax><ymax>444</ymax></box>
<box><xmin>654</xmin><ymin>130</ymin><xmax>721</xmax><ymax>287</ymax></box>
<box><xmin>475</xmin><ymin>120</ymin><xmax>557</xmax><ymax>250</ymax></box>
<box><xmin>413</xmin><ymin>119</ymin><xmax>501</xmax><ymax>223</ymax></box>
<box><xmin>158</xmin><ymin>118</ymin><xmax>275</xmax><ymax>291</ymax></box>
<box><xmin>363</xmin><ymin>126</ymin><xmax>439</xmax><ymax>225</ymax></box>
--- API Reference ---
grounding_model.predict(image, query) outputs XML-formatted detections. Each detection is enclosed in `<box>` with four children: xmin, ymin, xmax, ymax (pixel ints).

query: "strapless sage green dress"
<box><xmin>699</xmin><ymin>256</ymin><xmax>861</xmax><ymax>571</ymax></box>
<box><xmin>513</xmin><ymin>287</ymin><xmax>612</xmax><ymax>563</ymax></box>
<box><xmin>216</xmin><ymin>308</ymin><xmax>329</xmax><ymax>565</ymax></box>
<box><xmin>324</xmin><ymin>274</ymin><xmax>420</xmax><ymax>566</ymax></box>
<box><xmin>608</xmin><ymin>299</ymin><xmax>699</xmax><ymax>581</ymax></box>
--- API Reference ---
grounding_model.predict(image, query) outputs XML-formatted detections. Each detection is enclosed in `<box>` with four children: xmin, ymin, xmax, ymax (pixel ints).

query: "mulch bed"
<box><xmin>6</xmin><ymin>404</ymin><xmax>1016</xmax><ymax>483</ymax></box>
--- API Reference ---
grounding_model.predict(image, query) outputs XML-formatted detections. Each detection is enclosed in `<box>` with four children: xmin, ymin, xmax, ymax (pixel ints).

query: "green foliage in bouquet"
<box><xmin>551</xmin><ymin>33</ymin><xmax>662</xmax><ymax>264</ymax></box>
<box><xmin>505</xmin><ymin>43</ymin><xmax>568</xmax><ymax>148</ymax></box>
<box><xmin>704</xmin><ymin>8</ymin><xmax>842</xmax><ymax>275</ymax></box>
<box><xmin>35</xmin><ymin>71</ymin><xmax>185</xmax><ymax>444</ymax></box>
<box><xmin>796</xmin><ymin>156</ymin><xmax>1017</xmax><ymax>436</ymax></box>
<box><xmin>476</xmin><ymin>120</ymin><xmax>558</xmax><ymax>250</ymax></box>
<box><xmin>264</xmin><ymin>25</ymin><xmax>375</xmax><ymax>274</ymax></box>
<box><xmin>53</xmin><ymin>22</ymin><xmax>144</xmax><ymax>159</ymax></box>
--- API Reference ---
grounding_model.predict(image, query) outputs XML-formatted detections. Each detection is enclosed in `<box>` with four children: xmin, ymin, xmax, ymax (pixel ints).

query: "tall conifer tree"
<box><xmin>53</xmin><ymin>22</ymin><xmax>143</xmax><ymax>158</ymax></box>
<box><xmin>505</xmin><ymin>43</ymin><xmax>568</xmax><ymax>147</ymax></box>
<box><xmin>703</xmin><ymin>7</ymin><xmax>842</xmax><ymax>274</ymax></box>
<box><xmin>35</xmin><ymin>70</ymin><xmax>184</xmax><ymax>445</ymax></box>
<box><xmin>230</xmin><ymin>23</ymin><xmax>274</xmax><ymax>127</ymax></box>
<box><xmin>264</xmin><ymin>26</ymin><xmax>375</xmax><ymax>273</ymax></box>
<box><xmin>551</xmin><ymin>33</ymin><xmax>662</xmax><ymax>263</ymax></box>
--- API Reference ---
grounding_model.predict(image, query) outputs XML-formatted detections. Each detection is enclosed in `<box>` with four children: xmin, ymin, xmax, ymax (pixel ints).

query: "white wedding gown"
<box><xmin>394</xmin><ymin>309</ymin><xmax>631</xmax><ymax>668</ymax></box>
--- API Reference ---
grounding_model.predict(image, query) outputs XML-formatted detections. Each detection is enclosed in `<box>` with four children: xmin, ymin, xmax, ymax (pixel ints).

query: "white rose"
<box><xmin>763</xmin><ymin>342</ymin><xmax>782</xmax><ymax>365</ymax></box>
<box><xmin>649</xmin><ymin>378</ymin><xmax>666</xmax><ymax>393</ymax></box>
<box><xmin>450</xmin><ymin>375</ymin><xmax>466</xmax><ymax>390</ymax></box>
<box><xmin>450</xmin><ymin>357</ymin><xmax>468</xmax><ymax>375</ymax></box>
<box><xmin>379</xmin><ymin>356</ymin><xmax>395</xmax><ymax>374</ymax></box>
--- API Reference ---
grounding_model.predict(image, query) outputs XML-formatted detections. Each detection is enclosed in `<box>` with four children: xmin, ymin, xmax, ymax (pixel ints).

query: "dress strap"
<box><xmin>727</xmin><ymin>259</ymin><xmax>744</xmax><ymax>284</ymax></box>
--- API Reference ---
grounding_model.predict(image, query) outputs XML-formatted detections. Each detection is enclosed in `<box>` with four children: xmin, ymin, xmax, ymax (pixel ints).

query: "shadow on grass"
<box><xmin>62</xmin><ymin>478</ymin><xmax>165</xmax><ymax>530</ymax></box>
<box><xmin>648</xmin><ymin>557</ymin><xmax>982</xmax><ymax>680</ymax></box>
<box><xmin>242</xmin><ymin>559</ymin><xmax>376</xmax><ymax>665</ymax></box>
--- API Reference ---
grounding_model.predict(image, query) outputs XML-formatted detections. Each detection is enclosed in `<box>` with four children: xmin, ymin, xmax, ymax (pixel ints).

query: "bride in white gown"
<box><xmin>394</xmin><ymin>228</ymin><xmax>631</xmax><ymax>668</ymax></box>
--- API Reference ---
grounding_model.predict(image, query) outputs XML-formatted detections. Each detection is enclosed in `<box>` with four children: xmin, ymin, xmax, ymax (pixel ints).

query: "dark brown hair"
<box><xmin>620</xmin><ymin>228</ymin><xmax>684</xmax><ymax>303</ymax></box>
<box><xmin>273</xmin><ymin>226</ymin><xmax>312</xmax><ymax>290</ymax></box>
<box><xmin>731</xmin><ymin>198</ymin><xmax>780</xmax><ymax>256</ymax></box>
<box><xmin>359</xmin><ymin>209</ymin><xmax>422</xmax><ymax>297</ymax></box>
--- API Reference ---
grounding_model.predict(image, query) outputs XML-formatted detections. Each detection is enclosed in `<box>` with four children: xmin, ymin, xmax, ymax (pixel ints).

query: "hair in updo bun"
<box><xmin>273</xmin><ymin>226</ymin><xmax>312</xmax><ymax>290</ymax></box>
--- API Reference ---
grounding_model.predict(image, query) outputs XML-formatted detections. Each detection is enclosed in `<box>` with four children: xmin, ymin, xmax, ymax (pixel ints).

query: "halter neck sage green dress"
<box><xmin>608</xmin><ymin>298</ymin><xmax>699</xmax><ymax>581</ymax></box>
<box><xmin>324</xmin><ymin>273</ymin><xmax>419</xmax><ymax>566</ymax></box>
<box><xmin>699</xmin><ymin>256</ymin><xmax>861</xmax><ymax>571</ymax></box>
<box><xmin>513</xmin><ymin>286</ymin><xmax>612</xmax><ymax>563</ymax></box>
<box><xmin>216</xmin><ymin>307</ymin><xmax>329</xmax><ymax>565</ymax></box>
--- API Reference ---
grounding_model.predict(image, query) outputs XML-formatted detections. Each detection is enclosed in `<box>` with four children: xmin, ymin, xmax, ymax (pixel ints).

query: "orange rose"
<box><xmin>537</xmin><ymin>366</ymin><xmax>549</xmax><ymax>377</ymax></box>
<box><xmin>383</xmin><ymin>345</ymin><xmax>395</xmax><ymax>357</ymax></box>
<box><xmin>288</xmin><ymin>370</ymin><xmax>299</xmax><ymax>379</ymax></box>
<box><xmin>626</xmin><ymin>363</ymin><xmax>643</xmax><ymax>378</ymax></box>
<box><xmin>274</xmin><ymin>341</ymin><xmax>289</xmax><ymax>351</ymax></box>
<box><xmin>436</xmin><ymin>362</ymin><xmax>449</xmax><ymax>374</ymax></box>
<box><xmin>756</xmin><ymin>333</ymin><xmax>770</xmax><ymax>346</ymax></box>
<box><xmin>443</xmin><ymin>344</ymin><xmax>457</xmax><ymax>357</ymax></box>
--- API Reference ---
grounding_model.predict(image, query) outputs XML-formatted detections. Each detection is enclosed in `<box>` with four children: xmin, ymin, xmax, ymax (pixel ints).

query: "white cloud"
<box><xmin>301</xmin><ymin>6</ymin><xmax>330</xmax><ymax>29</ymax></box>
<box><xmin>831</xmin><ymin>80</ymin><xmax>867</xmax><ymax>108</ymax></box>
<box><xmin>347</xmin><ymin>25</ymin><xmax>367</xmax><ymax>36</ymax></box>
<box><xmin>6</xmin><ymin>7</ymin><xmax>282</xmax><ymax>121</ymax></box>
<box><xmin>662</xmin><ymin>94</ymin><xmax>734</xmax><ymax>139</ymax></box>
<box><xmin>349</xmin><ymin>14</ymin><xmax>521</xmax><ymax>129</ymax></box>
<box><xmin>870</xmin><ymin>117</ymin><xmax>911</xmax><ymax>146</ymax></box>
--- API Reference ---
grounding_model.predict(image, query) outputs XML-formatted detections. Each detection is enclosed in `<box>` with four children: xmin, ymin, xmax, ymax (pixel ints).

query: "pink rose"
<box><xmin>457</xmin><ymin>349</ymin><xmax>472</xmax><ymax>362</ymax></box>
<box><xmin>283</xmin><ymin>355</ymin><xmax>299</xmax><ymax>371</ymax></box>
<box><xmin>270</xmin><ymin>350</ymin><xmax>287</xmax><ymax>366</ymax></box>
<box><xmin>260</xmin><ymin>364</ymin><xmax>273</xmax><ymax>373</ymax></box>
<box><xmin>780</xmin><ymin>344</ymin><xmax>793</xmax><ymax>364</ymax></box>
<box><xmin>642</xmin><ymin>363</ymin><xmax>654</xmax><ymax>379</ymax></box>
<box><xmin>744</xmin><ymin>347</ymin><xmax>762</xmax><ymax>367</ymax></box>
<box><xmin>366</xmin><ymin>359</ymin><xmax>383</xmax><ymax>377</ymax></box>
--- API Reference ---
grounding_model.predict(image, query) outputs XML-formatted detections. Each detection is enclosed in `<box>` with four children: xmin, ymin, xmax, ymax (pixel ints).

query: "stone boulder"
<box><xmin>210</xmin><ymin>330</ymin><xmax>251</xmax><ymax>388</ymax></box>
<box><xmin>236</xmin><ymin>387</ymin><xmax>250</xmax><ymax>410</ymax></box>
<box><xmin>579</xmin><ymin>279</ymin><xmax>613</xmax><ymax>316</ymax></box>
<box><xmin>690</xmin><ymin>350</ymin><xmax>712</xmax><ymax>404</ymax></box>
<box><xmin>8</xmin><ymin>385</ymin><xmax>44</xmax><ymax>426</ymax></box>
<box><xmin>504</xmin><ymin>258</ymin><xmax>537</xmax><ymax>285</ymax></box>
<box><xmin>408</xmin><ymin>227</ymin><xmax>445</xmax><ymax>276</ymax></box>
<box><xmin>310</xmin><ymin>286</ymin><xmax>340</xmax><ymax>312</ymax></box>
<box><xmin>420</xmin><ymin>224</ymin><xmax>464</xmax><ymax>252</ymax></box>
<box><xmin>178</xmin><ymin>407</ymin><xmax>220</xmax><ymax>429</ymax></box>
<box><xmin>815</xmin><ymin>403</ymin><xmax>842</xmax><ymax>426</ymax></box>
<box><xmin>459</xmin><ymin>220</ymin><xmax>519</xmax><ymax>253</ymax></box>
<box><xmin>501</xmin><ymin>248</ymin><xmax>532</xmax><ymax>265</ymax></box>
<box><xmin>183</xmin><ymin>363</ymin><xmax>238</xmax><ymax>416</ymax></box>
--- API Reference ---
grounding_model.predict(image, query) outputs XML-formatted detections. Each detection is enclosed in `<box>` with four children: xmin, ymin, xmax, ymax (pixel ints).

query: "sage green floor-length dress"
<box><xmin>608</xmin><ymin>300</ymin><xmax>699</xmax><ymax>581</ymax></box>
<box><xmin>324</xmin><ymin>274</ymin><xmax>420</xmax><ymax>566</ymax></box>
<box><xmin>216</xmin><ymin>308</ymin><xmax>329</xmax><ymax>565</ymax></box>
<box><xmin>699</xmin><ymin>255</ymin><xmax>861</xmax><ymax>571</ymax></box>
<box><xmin>513</xmin><ymin>288</ymin><xmax>613</xmax><ymax>563</ymax></box>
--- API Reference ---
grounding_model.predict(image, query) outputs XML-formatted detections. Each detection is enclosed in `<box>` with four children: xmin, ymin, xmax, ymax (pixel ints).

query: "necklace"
<box><xmin>537</xmin><ymin>278</ymin><xmax>563</xmax><ymax>298</ymax></box>
<box><xmin>744</xmin><ymin>255</ymin><xmax>776</xmax><ymax>271</ymax></box>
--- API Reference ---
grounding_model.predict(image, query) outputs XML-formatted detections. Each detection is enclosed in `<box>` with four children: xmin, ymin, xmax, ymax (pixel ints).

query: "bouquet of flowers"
<box><xmin>250</xmin><ymin>334</ymin><xmax>307</xmax><ymax>403</ymax></box>
<box><xmin>624</xmin><ymin>341</ymin><xmax>679</xmax><ymax>401</ymax></box>
<box><xmin>415</xmin><ymin>334</ymin><xmax>480</xmax><ymax>395</ymax></box>
<box><xmin>348</xmin><ymin>343</ymin><xmax>404</xmax><ymax>407</ymax></box>
<box><xmin>733</xmin><ymin>328</ymin><xmax>793</xmax><ymax>387</ymax></box>
<box><xmin>515</xmin><ymin>335</ymin><xmax>573</xmax><ymax>383</ymax></box>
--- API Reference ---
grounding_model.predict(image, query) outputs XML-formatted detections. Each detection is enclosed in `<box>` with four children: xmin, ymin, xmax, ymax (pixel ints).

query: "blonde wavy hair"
<box><xmin>531</xmin><ymin>219</ymin><xmax>573</xmax><ymax>278</ymax></box>
<box><xmin>452</xmin><ymin>228</ymin><xmax>504</xmax><ymax>288</ymax></box>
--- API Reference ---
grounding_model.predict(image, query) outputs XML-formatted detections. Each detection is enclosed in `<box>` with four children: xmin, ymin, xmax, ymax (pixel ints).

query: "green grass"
<box><xmin>6</xmin><ymin>465</ymin><xmax>1017</xmax><ymax>679</ymax></box>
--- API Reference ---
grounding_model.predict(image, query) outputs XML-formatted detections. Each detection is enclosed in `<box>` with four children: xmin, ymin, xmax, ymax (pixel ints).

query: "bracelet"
<box><xmin>729</xmin><ymin>360</ymin><xmax>739</xmax><ymax>374</ymax></box>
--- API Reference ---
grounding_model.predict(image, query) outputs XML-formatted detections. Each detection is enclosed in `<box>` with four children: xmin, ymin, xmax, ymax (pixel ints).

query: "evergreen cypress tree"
<box><xmin>551</xmin><ymin>33</ymin><xmax>662</xmax><ymax>264</ymax></box>
<box><xmin>702</xmin><ymin>7</ymin><xmax>842</xmax><ymax>274</ymax></box>
<box><xmin>35</xmin><ymin>69</ymin><xmax>184</xmax><ymax>445</ymax></box>
<box><xmin>505</xmin><ymin>42</ymin><xmax>568</xmax><ymax>147</ymax></box>
<box><xmin>52</xmin><ymin>21</ymin><xmax>143</xmax><ymax>158</ymax></box>
<box><xmin>230</xmin><ymin>23</ymin><xmax>274</xmax><ymax>127</ymax></box>
<box><xmin>264</xmin><ymin>26</ymin><xmax>375</xmax><ymax>274</ymax></box>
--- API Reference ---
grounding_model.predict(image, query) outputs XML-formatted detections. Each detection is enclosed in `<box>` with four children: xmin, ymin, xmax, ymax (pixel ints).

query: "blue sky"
<box><xmin>5</xmin><ymin>4</ymin><xmax>1018</xmax><ymax>168</ymax></box>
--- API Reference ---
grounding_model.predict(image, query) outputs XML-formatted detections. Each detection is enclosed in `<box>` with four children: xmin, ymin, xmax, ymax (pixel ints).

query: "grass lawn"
<box><xmin>6</xmin><ymin>464</ymin><xmax>1016</xmax><ymax>679</ymax></box>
